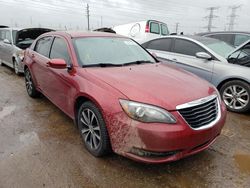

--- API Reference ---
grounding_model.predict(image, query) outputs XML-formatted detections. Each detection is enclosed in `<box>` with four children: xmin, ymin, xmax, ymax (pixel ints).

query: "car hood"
<box><xmin>85</xmin><ymin>63</ymin><xmax>216</xmax><ymax>110</ymax></box>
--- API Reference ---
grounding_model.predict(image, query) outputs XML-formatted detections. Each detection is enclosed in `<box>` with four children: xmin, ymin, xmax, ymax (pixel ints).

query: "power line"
<box><xmin>203</xmin><ymin>6</ymin><xmax>219</xmax><ymax>32</ymax></box>
<box><xmin>227</xmin><ymin>5</ymin><xmax>241</xmax><ymax>31</ymax></box>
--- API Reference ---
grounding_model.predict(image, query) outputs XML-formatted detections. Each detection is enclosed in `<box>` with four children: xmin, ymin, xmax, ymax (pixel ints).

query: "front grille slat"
<box><xmin>178</xmin><ymin>97</ymin><xmax>219</xmax><ymax>129</ymax></box>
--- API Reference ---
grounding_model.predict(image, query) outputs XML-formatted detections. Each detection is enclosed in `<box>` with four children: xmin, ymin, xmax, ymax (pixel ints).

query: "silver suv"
<box><xmin>0</xmin><ymin>27</ymin><xmax>53</xmax><ymax>75</ymax></box>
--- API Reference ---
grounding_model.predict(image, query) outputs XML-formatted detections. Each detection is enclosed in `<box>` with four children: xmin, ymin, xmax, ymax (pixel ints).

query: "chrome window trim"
<box><xmin>176</xmin><ymin>94</ymin><xmax>221</xmax><ymax>131</ymax></box>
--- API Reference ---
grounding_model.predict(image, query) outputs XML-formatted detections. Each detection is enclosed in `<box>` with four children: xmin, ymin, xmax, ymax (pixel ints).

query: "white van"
<box><xmin>113</xmin><ymin>20</ymin><xmax>169</xmax><ymax>44</ymax></box>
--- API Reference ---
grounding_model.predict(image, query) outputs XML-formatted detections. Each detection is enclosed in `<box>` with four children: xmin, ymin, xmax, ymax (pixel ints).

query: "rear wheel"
<box><xmin>220</xmin><ymin>80</ymin><xmax>250</xmax><ymax>113</ymax></box>
<box><xmin>77</xmin><ymin>101</ymin><xmax>111</xmax><ymax>157</ymax></box>
<box><xmin>24</xmin><ymin>68</ymin><xmax>40</xmax><ymax>98</ymax></box>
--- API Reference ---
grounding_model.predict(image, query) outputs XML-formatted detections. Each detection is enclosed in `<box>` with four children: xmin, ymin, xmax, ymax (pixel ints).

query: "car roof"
<box><xmin>48</xmin><ymin>31</ymin><xmax>127</xmax><ymax>39</ymax></box>
<box><xmin>147</xmin><ymin>35</ymin><xmax>221</xmax><ymax>43</ymax></box>
<box><xmin>197</xmin><ymin>31</ymin><xmax>250</xmax><ymax>36</ymax></box>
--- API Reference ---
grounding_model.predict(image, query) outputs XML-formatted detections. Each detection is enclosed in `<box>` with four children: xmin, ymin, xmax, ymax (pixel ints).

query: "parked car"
<box><xmin>142</xmin><ymin>35</ymin><xmax>250</xmax><ymax>113</ymax></box>
<box><xmin>113</xmin><ymin>20</ymin><xmax>169</xmax><ymax>44</ymax></box>
<box><xmin>0</xmin><ymin>27</ymin><xmax>53</xmax><ymax>75</ymax></box>
<box><xmin>93</xmin><ymin>27</ymin><xmax>116</xmax><ymax>34</ymax></box>
<box><xmin>23</xmin><ymin>31</ymin><xmax>226</xmax><ymax>163</ymax></box>
<box><xmin>197</xmin><ymin>31</ymin><xmax>250</xmax><ymax>47</ymax></box>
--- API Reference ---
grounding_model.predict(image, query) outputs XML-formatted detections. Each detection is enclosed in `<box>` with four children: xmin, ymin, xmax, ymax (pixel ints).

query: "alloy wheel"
<box><xmin>222</xmin><ymin>85</ymin><xmax>249</xmax><ymax>110</ymax></box>
<box><xmin>25</xmin><ymin>70</ymin><xmax>33</xmax><ymax>95</ymax></box>
<box><xmin>80</xmin><ymin>108</ymin><xmax>101</xmax><ymax>150</ymax></box>
<box><xmin>14</xmin><ymin>61</ymin><xmax>19</xmax><ymax>75</ymax></box>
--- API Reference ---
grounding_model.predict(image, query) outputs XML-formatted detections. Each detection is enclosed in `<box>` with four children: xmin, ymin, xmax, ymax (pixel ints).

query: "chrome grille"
<box><xmin>177</xmin><ymin>95</ymin><xmax>219</xmax><ymax>130</ymax></box>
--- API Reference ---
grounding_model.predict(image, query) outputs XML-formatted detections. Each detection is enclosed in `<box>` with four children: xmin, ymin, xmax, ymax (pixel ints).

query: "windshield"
<box><xmin>200</xmin><ymin>39</ymin><xmax>235</xmax><ymax>58</ymax></box>
<box><xmin>73</xmin><ymin>37</ymin><xmax>156</xmax><ymax>67</ymax></box>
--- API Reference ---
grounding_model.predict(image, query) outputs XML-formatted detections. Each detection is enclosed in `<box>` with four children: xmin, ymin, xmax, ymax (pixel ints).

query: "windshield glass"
<box><xmin>73</xmin><ymin>37</ymin><xmax>156</xmax><ymax>67</ymax></box>
<box><xmin>200</xmin><ymin>39</ymin><xmax>235</xmax><ymax>58</ymax></box>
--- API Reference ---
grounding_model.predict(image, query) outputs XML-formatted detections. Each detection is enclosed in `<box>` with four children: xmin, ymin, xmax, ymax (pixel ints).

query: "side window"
<box><xmin>5</xmin><ymin>30</ymin><xmax>11</xmax><ymax>42</ymax></box>
<box><xmin>173</xmin><ymin>39</ymin><xmax>205</xmax><ymax>56</ymax></box>
<box><xmin>147</xmin><ymin>38</ymin><xmax>172</xmax><ymax>52</ymax></box>
<box><xmin>0</xmin><ymin>30</ymin><xmax>11</xmax><ymax>42</ymax></box>
<box><xmin>234</xmin><ymin>34</ymin><xmax>250</xmax><ymax>47</ymax></box>
<box><xmin>35</xmin><ymin>36</ymin><xmax>53</xmax><ymax>57</ymax></box>
<box><xmin>0</xmin><ymin>30</ymin><xmax>4</xmax><ymax>40</ymax></box>
<box><xmin>207</xmin><ymin>34</ymin><xmax>233</xmax><ymax>46</ymax></box>
<box><xmin>150</xmin><ymin>22</ymin><xmax>160</xmax><ymax>34</ymax></box>
<box><xmin>50</xmin><ymin>37</ymin><xmax>71</xmax><ymax>65</ymax></box>
<box><xmin>161</xmin><ymin>24</ymin><xmax>169</xmax><ymax>36</ymax></box>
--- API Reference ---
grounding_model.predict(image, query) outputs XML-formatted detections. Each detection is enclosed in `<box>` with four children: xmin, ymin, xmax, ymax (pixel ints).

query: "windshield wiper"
<box><xmin>122</xmin><ymin>60</ymin><xmax>155</xmax><ymax>66</ymax></box>
<box><xmin>82</xmin><ymin>63</ymin><xmax>123</xmax><ymax>68</ymax></box>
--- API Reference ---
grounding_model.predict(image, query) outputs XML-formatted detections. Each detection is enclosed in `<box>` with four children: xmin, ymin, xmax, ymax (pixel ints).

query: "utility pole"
<box><xmin>227</xmin><ymin>5</ymin><xmax>241</xmax><ymax>31</ymax></box>
<box><xmin>86</xmin><ymin>4</ymin><xmax>90</xmax><ymax>31</ymax></box>
<box><xmin>101</xmin><ymin>16</ymin><xmax>103</xmax><ymax>27</ymax></box>
<box><xmin>175</xmin><ymin>22</ymin><xmax>179</xmax><ymax>34</ymax></box>
<box><xmin>204</xmin><ymin>7</ymin><xmax>219</xmax><ymax>32</ymax></box>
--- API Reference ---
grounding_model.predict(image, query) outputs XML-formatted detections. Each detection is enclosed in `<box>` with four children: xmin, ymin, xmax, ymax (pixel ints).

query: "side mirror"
<box><xmin>3</xmin><ymin>39</ymin><xmax>11</xmax><ymax>44</ymax></box>
<box><xmin>195</xmin><ymin>52</ymin><xmax>212</xmax><ymax>60</ymax></box>
<box><xmin>47</xmin><ymin>59</ymin><xmax>67</xmax><ymax>69</ymax></box>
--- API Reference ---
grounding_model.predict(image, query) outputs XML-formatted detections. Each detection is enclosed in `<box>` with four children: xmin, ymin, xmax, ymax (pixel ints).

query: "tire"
<box><xmin>13</xmin><ymin>60</ymin><xmax>21</xmax><ymax>75</ymax></box>
<box><xmin>220</xmin><ymin>80</ymin><xmax>250</xmax><ymax>113</ymax></box>
<box><xmin>77</xmin><ymin>101</ymin><xmax>111</xmax><ymax>157</ymax></box>
<box><xmin>24</xmin><ymin>68</ymin><xmax>40</xmax><ymax>98</ymax></box>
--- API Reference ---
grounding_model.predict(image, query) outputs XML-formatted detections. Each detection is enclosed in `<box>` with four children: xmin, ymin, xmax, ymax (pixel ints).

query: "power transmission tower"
<box><xmin>86</xmin><ymin>4</ymin><xmax>90</xmax><ymax>31</ymax></box>
<box><xmin>204</xmin><ymin>7</ymin><xmax>219</xmax><ymax>32</ymax></box>
<box><xmin>227</xmin><ymin>5</ymin><xmax>241</xmax><ymax>31</ymax></box>
<box><xmin>175</xmin><ymin>23</ymin><xmax>179</xmax><ymax>34</ymax></box>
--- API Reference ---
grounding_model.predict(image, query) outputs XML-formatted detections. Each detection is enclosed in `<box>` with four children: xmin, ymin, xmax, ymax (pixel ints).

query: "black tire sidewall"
<box><xmin>77</xmin><ymin>101</ymin><xmax>111</xmax><ymax>157</ymax></box>
<box><xmin>220</xmin><ymin>80</ymin><xmax>250</xmax><ymax>113</ymax></box>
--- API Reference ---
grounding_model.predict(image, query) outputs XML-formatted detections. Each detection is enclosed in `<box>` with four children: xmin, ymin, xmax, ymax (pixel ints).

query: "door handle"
<box><xmin>31</xmin><ymin>54</ymin><xmax>35</xmax><ymax>58</ymax></box>
<box><xmin>172</xmin><ymin>58</ymin><xmax>177</xmax><ymax>62</ymax></box>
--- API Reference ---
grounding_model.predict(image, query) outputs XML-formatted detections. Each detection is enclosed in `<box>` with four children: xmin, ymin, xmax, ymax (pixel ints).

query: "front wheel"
<box><xmin>77</xmin><ymin>101</ymin><xmax>111</xmax><ymax>157</ymax></box>
<box><xmin>24</xmin><ymin>68</ymin><xmax>40</xmax><ymax>98</ymax></box>
<box><xmin>13</xmin><ymin>60</ymin><xmax>21</xmax><ymax>75</ymax></box>
<box><xmin>220</xmin><ymin>80</ymin><xmax>250</xmax><ymax>113</ymax></box>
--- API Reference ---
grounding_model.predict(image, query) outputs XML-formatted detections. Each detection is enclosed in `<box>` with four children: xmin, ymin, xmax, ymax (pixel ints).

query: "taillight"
<box><xmin>145</xmin><ymin>24</ymin><xmax>149</xmax><ymax>33</ymax></box>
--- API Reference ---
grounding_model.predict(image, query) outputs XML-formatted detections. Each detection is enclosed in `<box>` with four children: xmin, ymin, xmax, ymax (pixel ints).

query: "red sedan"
<box><xmin>23</xmin><ymin>31</ymin><xmax>227</xmax><ymax>163</ymax></box>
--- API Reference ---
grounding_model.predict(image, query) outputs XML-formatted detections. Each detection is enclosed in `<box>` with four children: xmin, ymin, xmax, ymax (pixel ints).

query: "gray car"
<box><xmin>0</xmin><ymin>27</ymin><xmax>53</xmax><ymax>75</ymax></box>
<box><xmin>142</xmin><ymin>35</ymin><xmax>250</xmax><ymax>113</ymax></box>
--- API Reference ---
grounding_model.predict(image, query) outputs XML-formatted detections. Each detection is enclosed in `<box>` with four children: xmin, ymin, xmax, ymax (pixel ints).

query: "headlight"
<box><xmin>17</xmin><ymin>50</ymin><xmax>24</xmax><ymax>61</ymax></box>
<box><xmin>119</xmin><ymin>99</ymin><xmax>176</xmax><ymax>124</ymax></box>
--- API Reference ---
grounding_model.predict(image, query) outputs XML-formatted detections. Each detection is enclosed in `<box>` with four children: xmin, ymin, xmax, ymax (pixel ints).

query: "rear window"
<box><xmin>150</xmin><ymin>22</ymin><xmax>160</xmax><ymax>34</ymax></box>
<box><xmin>234</xmin><ymin>34</ymin><xmax>250</xmax><ymax>47</ymax></box>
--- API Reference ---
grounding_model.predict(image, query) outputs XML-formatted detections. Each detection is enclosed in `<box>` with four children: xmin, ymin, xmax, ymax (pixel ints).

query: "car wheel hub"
<box><xmin>223</xmin><ymin>85</ymin><xmax>249</xmax><ymax>110</ymax></box>
<box><xmin>80</xmin><ymin>109</ymin><xmax>101</xmax><ymax>150</ymax></box>
<box><xmin>25</xmin><ymin>71</ymin><xmax>33</xmax><ymax>94</ymax></box>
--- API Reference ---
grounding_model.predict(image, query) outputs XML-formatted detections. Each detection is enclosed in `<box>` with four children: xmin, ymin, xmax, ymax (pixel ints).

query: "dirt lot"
<box><xmin>0</xmin><ymin>65</ymin><xmax>250</xmax><ymax>188</ymax></box>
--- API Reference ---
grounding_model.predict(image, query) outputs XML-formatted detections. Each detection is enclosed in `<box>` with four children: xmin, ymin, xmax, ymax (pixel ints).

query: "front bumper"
<box><xmin>108</xmin><ymin>102</ymin><xmax>227</xmax><ymax>164</ymax></box>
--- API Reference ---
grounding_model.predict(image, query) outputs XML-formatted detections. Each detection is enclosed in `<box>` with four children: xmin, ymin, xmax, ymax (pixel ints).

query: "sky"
<box><xmin>0</xmin><ymin>0</ymin><xmax>249</xmax><ymax>34</ymax></box>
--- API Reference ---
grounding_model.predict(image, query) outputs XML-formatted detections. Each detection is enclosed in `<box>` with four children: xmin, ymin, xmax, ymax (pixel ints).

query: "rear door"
<box><xmin>170</xmin><ymin>38</ymin><xmax>214</xmax><ymax>82</ymax></box>
<box><xmin>32</xmin><ymin>36</ymin><xmax>53</xmax><ymax>93</ymax></box>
